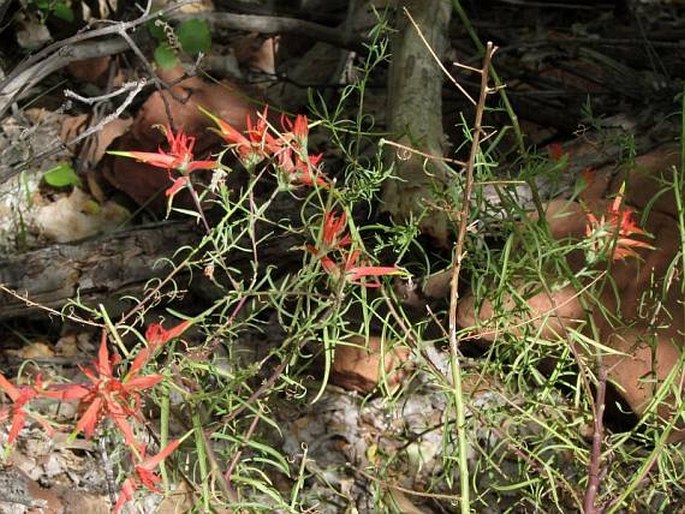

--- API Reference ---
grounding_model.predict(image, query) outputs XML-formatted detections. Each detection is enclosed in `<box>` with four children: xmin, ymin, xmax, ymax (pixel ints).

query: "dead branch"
<box><xmin>0</xmin><ymin>221</ymin><xmax>198</xmax><ymax>321</ymax></box>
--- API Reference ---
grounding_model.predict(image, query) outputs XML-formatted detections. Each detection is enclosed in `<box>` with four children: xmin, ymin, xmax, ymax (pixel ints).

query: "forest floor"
<box><xmin>0</xmin><ymin>1</ymin><xmax>683</xmax><ymax>513</ymax></box>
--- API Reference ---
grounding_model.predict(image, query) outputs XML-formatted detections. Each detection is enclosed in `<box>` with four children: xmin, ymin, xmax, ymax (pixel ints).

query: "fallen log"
<box><xmin>0</xmin><ymin>221</ymin><xmax>199</xmax><ymax>321</ymax></box>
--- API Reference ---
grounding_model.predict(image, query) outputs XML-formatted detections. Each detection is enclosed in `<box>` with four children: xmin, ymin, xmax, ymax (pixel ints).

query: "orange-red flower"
<box><xmin>276</xmin><ymin>147</ymin><xmax>329</xmax><ymax>187</ymax></box>
<box><xmin>321</xmin><ymin>211</ymin><xmax>351</xmax><ymax>249</ymax></box>
<box><xmin>0</xmin><ymin>374</ymin><xmax>53</xmax><ymax>444</ymax></box>
<box><xmin>202</xmin><ymin>106</ymin><xmax>330</xmax><ymax>186</ymax></box>
<box><xmin>308</xmin><ymin>210</ymin><xmax>401</xmax><ymax>288</ymax></box>
<box><xmin>320</xmin><ymin>249</ymin><xmax>401</xmax><ymax>288</ymax></box>
<box><xmin>110</xmin><ymin>126</ymin><xmax>217</xmax><ymax>174</ymax></box>
<box><xmin>202</xmin><ymin>106</ymin><xmax>277</xmax><ymax>167</ymax></box>
<box><xmin>113</xmin><ymin>439</ymin><xmax>181</xmax><ymax>513</ymax></box>
<box><xmin>42</xmin><ymin>321</ymin><xmax>188</xmax><ymax>452</ymax></box>
<box><xmin>281</xmin><ymin>113</ymin><xmax>310</xmax><ymax>147</ymax></box>
<box><xmin>108</xmin><ymin>126</ymin><xmax>217</xmax><ymax>203</ymax></box>
<box><xmin>548</xmin><ymin>142</ymin><xmax>566</xmax><ymax>161</ymax></box>
<box><xmin>585</xmin><ymin>191</ymin><xmax>653</xmax><ymax>261</ymax></box>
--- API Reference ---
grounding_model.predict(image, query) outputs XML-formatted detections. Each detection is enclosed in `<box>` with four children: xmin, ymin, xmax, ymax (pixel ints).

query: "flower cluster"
<box><xmin>584</xmin><ymin>189</ymin><xmax>653</xmax><ymax>262</ymax></box>
<box><xmin>0</xmin><ymin>320</ymin><xmax>189</xmax><ymax>512</ymax></box>
<box><xmin>202</xmin><ymin>106</ymin><xmax>329</xmax><ymax>187</ymax></box>
<box><xmin>307</xmin><ymin>210</ymin><xmax>401</xmax><ymax>288</ymax></box>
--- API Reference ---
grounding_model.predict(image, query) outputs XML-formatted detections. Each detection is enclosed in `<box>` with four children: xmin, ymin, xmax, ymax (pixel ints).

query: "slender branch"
<box><xmin>447</xmin><ymin>40</ymin><xmax>496</xmax><ymax>514</ymax></box>
<box><xmin>450</xmin><ymin>0</ymin><xmax>525</xmax><ymax>153</ymax></box>
<box><xmin>583</xmin><ymin>358</ymin><xmax>607</xmax><ymax>513</ymax></box>
<box><xmin>177</xmin><ymin>12</ymin><xmax>366</xmax><ymax>52</ymax></box>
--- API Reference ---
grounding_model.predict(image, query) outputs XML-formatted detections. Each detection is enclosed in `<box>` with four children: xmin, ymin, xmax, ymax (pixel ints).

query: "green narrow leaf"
<box><xmin>177</xmin><ymin>18</ymin><xmax>211</xmax><ymax>55</ymax></box>
<box><xmin>154</xmin><ymin>44</ymin><xmax>179</xmax><ymax>70</ymax></box>
<box><xmin>43</xmin><ymin>163</ymin><xmax>82</xmax><ymax>188</ymax></box>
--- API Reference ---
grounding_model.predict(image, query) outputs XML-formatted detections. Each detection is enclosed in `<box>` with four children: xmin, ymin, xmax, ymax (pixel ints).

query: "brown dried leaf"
<box><xmin>331</xmin><ymin>336</ymin><xmax>410</xmax><ymax>393</ymax></box>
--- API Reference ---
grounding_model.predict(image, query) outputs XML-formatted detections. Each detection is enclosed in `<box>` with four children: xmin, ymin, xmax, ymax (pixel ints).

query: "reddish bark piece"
<box><xmin>331</xmin><ymin>336</ymin><xmax>410</xmax><ymax>393</ymax></box>
<box><xmin>105</xmin><ymin>67</ymin><xmax>261</xmax><ymax>210</ymax></box>
<box><xmin>67</xmin><ymin>56</ymin><xmax>113</xmax><ymax>87</ymax></box>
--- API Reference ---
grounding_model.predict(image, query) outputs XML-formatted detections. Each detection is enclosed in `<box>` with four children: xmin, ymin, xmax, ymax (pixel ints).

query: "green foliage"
<box><xmin>42</xmin><ymin>163</ymin><xmax>82</xmax><ymax>187</ymax></box>
<box><xmin>32</xmin><ymin>0</ymin><xmax>74</xmax><ymax>22</ymax></box>
<box><xmin>177</xmin><ymin>19</ymin><xmax>211</xmax><ymax>55</ymax></box>
<box><xmin>148</xmin><ymin>18</ymin><xmax>211</xmax><ymax>69</ymax></box>
<box><xmin>154</xmin><ymin>43</ymin><xmax>178</xmax><ymax>70</ymax></box>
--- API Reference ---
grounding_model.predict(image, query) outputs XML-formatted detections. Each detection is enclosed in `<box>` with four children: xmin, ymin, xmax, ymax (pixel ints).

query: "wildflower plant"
<box><xmin>583</xmin><ymin>185</ymin><xmax>654</xmax><ymax>263</ymax></box>
<box><xmin>0</xmin><ymin>320</ymin><xmax>190</xmax><ymax>511</ymax></box>
<box><xmin>2</xmin><ymin>9</ymin><xmax>683</xmax><ymax>514</ymax></box>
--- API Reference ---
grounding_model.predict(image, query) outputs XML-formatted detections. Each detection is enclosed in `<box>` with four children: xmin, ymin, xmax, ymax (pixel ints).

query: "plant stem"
<box><xmin>448</xmin><ymin>40</ymin><xmax>495</xmax><ymax>514</ymax></box>
<box><xmin>450</xmin><ymin>0</ymin><xmax>525</xmax><ymax>154</ymax></box>
<box><xmin>583</xmin><ymin>358</ymin><xmax>607</xmax><ymax>513</ymax></box>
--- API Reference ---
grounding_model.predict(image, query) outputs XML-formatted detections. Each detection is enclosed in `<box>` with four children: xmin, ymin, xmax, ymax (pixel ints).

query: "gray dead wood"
<box><xmin>0</xmin><ymin>222</ymin><xmax>198</xmax><ymax>321</ymax></box>
<box><xmin>381</xmin><ymin>0</ymin><xmax>452</xmax><ymax>245</ymax></box>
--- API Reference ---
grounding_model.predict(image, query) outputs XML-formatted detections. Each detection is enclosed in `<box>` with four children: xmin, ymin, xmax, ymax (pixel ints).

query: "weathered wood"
<box><xmin>382</xmin><ymin>0</ymin><xmax>452</xmax><ymax>244</ymax></box>
<box><xmin>0</xmin><ymin>221</ymin><xmax>199</xmax><ymax>320</ymax></box>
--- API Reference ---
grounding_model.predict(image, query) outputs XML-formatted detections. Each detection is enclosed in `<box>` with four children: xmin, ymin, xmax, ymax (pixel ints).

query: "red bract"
<box><xmin>321</xmin><ymin>211</ymin><xmax>351</xmax><ymax>249</ymax></box>
<box><xmin>277</xmin><ymin>147</ymin><xmax>329</xmax><ymax>187</ymax></box>
<box><xmin>113</xmin><ymin>439</ymin><xmax>181</xmax><ymax>513</ymax></box>
<box><xmin>338</xmin><ymin>249</ymin><xmax>401</xmax><ymax>287</ymax></box>
<box><xmin>309</xmin><ymin>210</ymin><xmax>401</xmax><ymax>287</ymax></box>
<box><xmin>145</xmin><ymin>320</ymin><xmax>191</xmax><ymax>347</ymax></box>
<box><xmin>111</xmin><ymin>127</ymin><xmax>216</xmax><ymax>174</ymax></box>
<box><xmin>281</xmin><ymin>113</ymin><xmax>310</xmax><ymax>146</ymax></box>
<box><xmin>129</xmin><ymin>320</ymin><xmax>191</xmax><ymax>379</ymax></box>
<box><xmin>43</xmin><ymin>328</ymin><xmax>175</xmax><ymax>452</ymax></box>
<box><xmin>585</xmin><ymin>191</ymin><xmax>653</xmax><ymax>261</ymax></box>
<box><xmin>202</xmin><ymin>106</ymin><xmax>329</xmax><ymax>186</ymax></box>
<box><xmin>108</xmin><ymin>126</ymin><xmax>217</xmax><ymax>203</ymax></box>
<box><xmin>0</xmin><ymin>374</ymin><xmax>53</xmax><ymax>444</ymax></box>
<box><xmin>201</xmin><ymin>107</ymin><xmax>274</xmax><ymax>167</ymax></box>
<box><xmin>318</xmin><ymin>249</ymin><xmax>400</xmax><ymax>288</ymax></box>
<box><xmin>548</xmin><ymin>142</ymin><xmax>566</xmax><ymax>161</ymax></box>
<box><xmin>320</xmin><ymin>249</ymin><xmax>400</xmax><ymax>287</ymax></box>
<box><xmin>246</xmin><ymin>107</ymin><xmax>280</xmax><ymax>154</ymax></box>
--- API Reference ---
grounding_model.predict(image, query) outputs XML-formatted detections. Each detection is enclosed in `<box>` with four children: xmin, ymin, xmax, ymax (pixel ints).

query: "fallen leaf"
<box><xmin>331</xmin><ymin>336</ymin><xmax>410</xmax><ymax>393</ymax></box>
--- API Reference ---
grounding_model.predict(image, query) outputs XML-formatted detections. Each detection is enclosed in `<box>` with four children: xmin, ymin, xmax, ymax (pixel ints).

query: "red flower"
<box><xmin>110</xmin><ymin>126</ymin><xmax>216</xmax><ymax>174</ymax></box>
<box><xmin>281</xmin><ymin>113</ymin><xmax>310</xmax><ymax>147</ymax></box>
<box><xmin>202</xmin><ymin>106</ymin><xmax>276</xmax><ymax>167</ymax></box>
<box><xmin>145</xmin><ymin>320</ymin><xmax>191</xmax><ymax>347</ymax></box>
<box><xmin>276</xmin><ymin>147</ymin><xmax>329</xmax><ymax>187</ymax></box>
<box><xmin>585</xmin><ymin>190</ymin><xmax>653</xmax><ymax>261</ymax></box>
<box><xmin>308</xmin><ymin>210</ymin><xmax>401</xmax><ymax>287</ymax></box>
<box><xmin>548</xmin><ymin>142</ymin><xmax>566</xmax><ymax>161</ymax></box>
<box><xmin>113</xmin><ymin>439</ymin><xmax>181</xmax><ymax>513</ymax></box>
<box><xmin>108</xmin><ymin>126</ymin><xmax>217</xmax><ymax>203</ymax></box>
<box><xmin>321</xmin><ymin>211</ymin><xmax>351</xmax><ymax>249</ymax></box>
<box><xmin>321</xmin><ymin>249</ymin><xmax>401</xmax><ymax>288</ymax></box>
<box><xmin>246</xmin><ymin>106</ymin><xmax>280</xmax><ymax>155</ymax></box>
<box><xmin>0</xmin><ymin>374</ymin><xmax>53</xmax><ymax>444</ymax></box>
<box><xmin>44</xmin><ymin>322</ymin><xmax>186</xmax><ymax>451</ymax></box>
